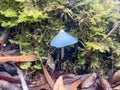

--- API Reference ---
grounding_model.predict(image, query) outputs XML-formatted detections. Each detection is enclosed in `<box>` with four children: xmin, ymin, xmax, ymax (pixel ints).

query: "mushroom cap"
<box><xmin>50</xmin><ymin>30</ymin><xmax>77</xmax><ymax>48</ymax></box>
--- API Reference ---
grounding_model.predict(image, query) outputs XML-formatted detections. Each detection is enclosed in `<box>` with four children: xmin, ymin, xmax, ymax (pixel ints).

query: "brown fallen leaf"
<box><xmin>47</xmin><ymin>51</ymin><xmax>55</xmax><ymax>71</ymax></box>
<box><xmin>112</xmin><ymin>85</ymin><xmax>120</xmax><ymax>90</ymax></box>
<box><xmin>81</xmin><ymin>73</ymin><xmax>97</xmax><ymax>89</ymax></box>
<box><xmin>0</xmin><ymin>54</ymin><xmax>37</xmax><ymax>62</ymax></box>
<box><xmin>111</xmin><ymin>70</ymin><xmax>120</xmax><ymax>88</ymax></box>
<box><xmin>42</xmin><ymin>64</ymin><xmax>55</xmax><ymax>89</ymax></box>
<box><xmin>71</xmin><ymin>80</ymin><xmax>81</xmax><ymax>90</ymax></box>
<box><xmin>98</xmin><ymin>74</ymin><xmax>112</xmax><ymax>90</ymax></box>
<box><xmin>53</xmin><ymin>76</ymin><xmax>66</xmax><ymax>90</ymax></box>
<box><xmin>63</xmin><ymin>74</ymin><xmax>90</xmax><ymax>85</ymax></box>
<box><xmin>63</xmin><ymin>74</ymin><xmax>90</xmax><ymax>90</ymax></box>
<box><xmin>111</xmin><ymin>70</ymin><xmax>120</xmax><ymax>84</ymax></box>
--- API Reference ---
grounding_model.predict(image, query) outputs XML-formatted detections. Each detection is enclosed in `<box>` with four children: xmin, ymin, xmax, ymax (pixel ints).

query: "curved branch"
<box><xmin>100</xmin><ymin>21</ymin><xmax>120</xmax><ymax>42</ymax></box>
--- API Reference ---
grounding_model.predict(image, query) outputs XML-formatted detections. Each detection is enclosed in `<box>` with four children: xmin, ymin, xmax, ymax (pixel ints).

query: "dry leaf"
<box><xmin>42</xmin><ymin>65</ymin><xmax>55</xmax><ymax>88</ymax></box>
<box><xmin>63</xmin><ymin>74</ymin><xmax>90</xmax><ymax>90</ymax></box>
<box><xmin>111</xmin><ymin>70</ymin><xmax>120</xmax><ymax>84</ymax></box>
<box><xmin>63</xmin><ymin>74</ymin><xmax>90</xmax><ymax>85</ymax></box>
<box><xmin>81</xmin><ymin>73</ymin><xmax>97</xmax><ymax>89</ymax></box>
<box><xmin>53</xmin><ymin>76</ymin><xmax>66</xmax><ymax>90</ymax></box>
<box><xmin>113</xmin><ymin>85</ymin><xmax>120</xmax><ymax>90</ymax></box>
<box><xmin>71</xmin><ymin>80</ymin><xmax>81</xmax><ymax>90</ymax></box>
<box><xmin>47</xmin><ymin>51</ymin><xmax>55</xmax><ymax>71</ymax></box>
<box><xmin>111</xmin><ymin>70</ymin><xmax>120</xmax><ymax>88</ymax></box>
<box><xmin>98</xmin><ymin>74</ymin><xmax>112</xmax><ymax>90</ymax></box>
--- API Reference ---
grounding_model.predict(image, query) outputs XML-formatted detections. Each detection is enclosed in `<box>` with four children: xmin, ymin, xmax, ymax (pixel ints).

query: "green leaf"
<box><xmin>33</xmin><ymin>64</ymin><xmax>41</xmax><ymax>70</ymax></box>
<box><xmin>79</xmin><ymin>59</ymin><xmax>86</xmax><ymax>65</ymax></box>
<box><xmin>86</xmin><ymin>42</ymin><xmax>105</xmax><ymax>52</ymax></box>
<box><xmin>115</xmin><ymin>57</ymin><xmax>120</xmax><ymax>67</ymax></box>
<box><xmin>9</xmin><ymin>40</ymin><xmax>30</xmax><ymax>46</ymax></box>
<box><xmin>72</xmin><ymin>0</ymin><xmax>92</xmax><ymax>9</ymax></box>
<box><xmin>20</xmin><ymin>62</ymin><xmax>31</xmax><ymax>69</ymax></box>
<box><xmin>0</xmin><ymin>9</ymin><xmax>17</xmax><ymax>17</ymax></box>
<box><xmin>15</xmin><ymin>0</ymin><xmax>25</xmax><ymax>2</ymax></box>
<box><xmin>1</xmin><ymin>19</ymin><xmax>18</xmax><ymax>27</ymax></box>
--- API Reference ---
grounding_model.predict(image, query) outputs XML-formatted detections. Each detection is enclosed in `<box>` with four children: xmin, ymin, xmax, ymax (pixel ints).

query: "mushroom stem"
<box><xmin>61</xmin><ymin>47</ymin><xmax>64</xmax><ymax>59</ymax></box>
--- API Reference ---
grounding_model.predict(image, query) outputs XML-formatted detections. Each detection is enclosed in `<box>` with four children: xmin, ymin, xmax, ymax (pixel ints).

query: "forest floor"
<box><xmin>0</xmin><ymin>44</ymin><xmax>120</xmax><ymax>90</ymax></box>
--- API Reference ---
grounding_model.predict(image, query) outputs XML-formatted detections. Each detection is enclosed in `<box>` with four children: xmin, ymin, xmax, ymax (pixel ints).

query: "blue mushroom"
<box><xmin>50</xmin><ymin>30</ymin><xmax>77</xmax><ymax>59</ymax></box>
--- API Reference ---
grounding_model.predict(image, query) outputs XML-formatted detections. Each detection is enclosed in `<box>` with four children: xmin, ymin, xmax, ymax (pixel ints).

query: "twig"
<box><xmin>100</xmin><ymin>21</ymin><xmax>120</xmax><ymax>42</ymax></box>
<box><xmin>12</xmin><ymin>63</ymin><xmax>29</xmax><ymax>90</ymax></box>
<box><xmin>42</xmin><ymin>64</ymin><xmax>55</xmax><ymax>88</ymax></box>
<box><xmin>16</xmin><ymin>67</ymin><xmax>29</xmax><ymax>90</ymax></box>
<box><xmin>0</xmin><ymin>54</ymin><xmax>37</xmax><ymax>62</ymax></box>
<box><xmin>0</xmin><ymin>74</ymin><xmax>30</xmax><ymax>84</ymax></box>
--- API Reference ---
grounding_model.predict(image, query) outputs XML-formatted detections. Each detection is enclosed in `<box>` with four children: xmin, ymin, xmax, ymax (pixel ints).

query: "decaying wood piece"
<box><xmin>0</xmin><ymin>54</ymin><xmax>37</xmax><ymax>62</ymax></box>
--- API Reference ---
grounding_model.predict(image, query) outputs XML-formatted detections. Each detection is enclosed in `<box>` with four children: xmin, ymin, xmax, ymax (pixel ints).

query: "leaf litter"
<box><xmin>0</xmin><ymin>33</ymin><xmax>120</xmax><ymax>90</ymax></box>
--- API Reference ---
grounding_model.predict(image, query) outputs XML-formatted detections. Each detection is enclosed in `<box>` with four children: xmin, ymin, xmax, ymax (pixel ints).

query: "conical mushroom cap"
<box><xmin>50</xmin><ymin>30</ymin><xmax>77</xmax><ymax>48</ymax></box>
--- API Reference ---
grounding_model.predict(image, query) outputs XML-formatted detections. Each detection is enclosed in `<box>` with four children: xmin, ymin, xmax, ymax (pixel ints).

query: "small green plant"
<box><xmin>0</xmin><ymin>0</ymin><xmax>119</xmax><ymax>73</ymax></box>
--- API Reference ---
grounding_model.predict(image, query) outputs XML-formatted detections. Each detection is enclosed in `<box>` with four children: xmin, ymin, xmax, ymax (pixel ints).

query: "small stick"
<box><xmin>0</xmin><ymin>74</ymin><xmax>31</xmax><ymax>84</ymax></box>
<box><xmin>13</xmin><ymin>64</ymin><xmax>29</xmax><ymax>90</ymax></box>
<box><xmin>100</xmin><ymin>21</ymin><xmax>120</xmax><ymax>42</ymax></box>
<box><xmin>42</xmin><ymin>64</ymin><xmax>55</xmax><ymax>88</ymax></box>
<box><xmin>0</xmin><ymin>54</ymin><xmax>37</xmax><ymax>62</ymax></box>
